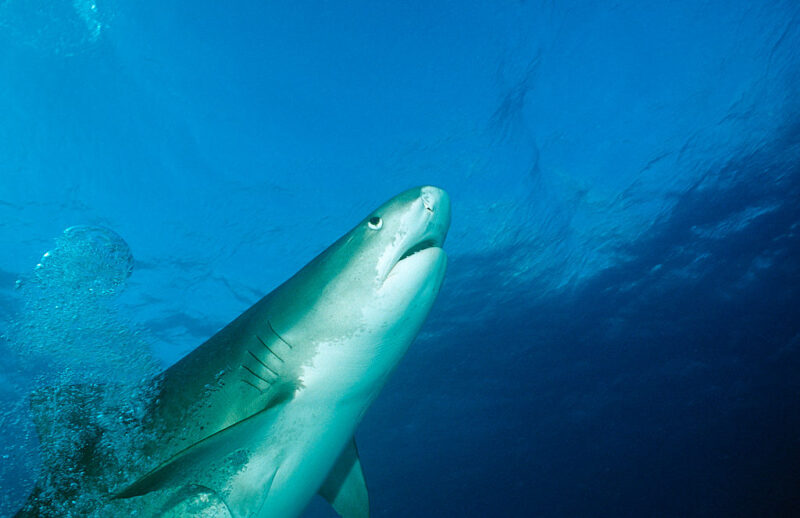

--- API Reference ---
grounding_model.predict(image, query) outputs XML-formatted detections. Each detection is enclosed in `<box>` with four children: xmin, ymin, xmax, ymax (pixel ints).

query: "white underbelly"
<box><xmin>225</xmin><ymin>395</ymin><xmax>364</xmax><ymax>518</ymax></box>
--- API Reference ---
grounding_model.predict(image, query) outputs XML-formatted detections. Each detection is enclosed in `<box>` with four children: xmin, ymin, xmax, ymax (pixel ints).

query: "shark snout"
<box><xmin>421</xmin><ymin>187</ymin><xmax>436</xmax><ymax>212</ymax></box>
<box><xmin>420</xmin><ymin>186</ymin><xmax>447</xmax><ymax>213</ymax></box>
<box><xmin>374</xmin><ymin>186</ymin><xmax>451</xmax><ymax>282</ymax></box>
<box><xmin>419</xmin><ymin>186</ymin><xmax>450</xmax><ymax>245</ymax></box>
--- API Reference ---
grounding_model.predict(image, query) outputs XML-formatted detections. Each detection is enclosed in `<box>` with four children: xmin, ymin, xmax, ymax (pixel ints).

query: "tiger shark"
<box><xmin>15</xmin><ymin>186</ymin><xmax>450</xmax><ymax>518</ymax></box>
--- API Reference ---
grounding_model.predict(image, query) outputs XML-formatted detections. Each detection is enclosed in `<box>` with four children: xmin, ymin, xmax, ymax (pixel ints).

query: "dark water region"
<box><xmin>351</xmin><ymin>129</ymin><xmax>800</xmax><ymax>518</ymax></box>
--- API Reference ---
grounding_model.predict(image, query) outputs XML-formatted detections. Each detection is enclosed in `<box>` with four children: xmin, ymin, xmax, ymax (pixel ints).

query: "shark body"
<box><xmin>16</xmin><ymin>186</ymin><xmax>450</xmax><ymax>518</ymax></box>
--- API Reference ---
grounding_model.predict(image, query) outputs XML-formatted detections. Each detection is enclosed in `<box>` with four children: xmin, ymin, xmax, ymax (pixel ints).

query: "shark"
<box><xmin>15</xmin><ymin>186</ymin><xmax>450</xmax><ymax>518</ymax></box>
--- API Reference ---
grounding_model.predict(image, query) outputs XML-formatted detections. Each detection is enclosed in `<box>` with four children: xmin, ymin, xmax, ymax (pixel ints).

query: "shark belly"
<box><xmin>227</xmin><ymin>394</ymin><xmax>365</xmax><ymax>518</ymax></box>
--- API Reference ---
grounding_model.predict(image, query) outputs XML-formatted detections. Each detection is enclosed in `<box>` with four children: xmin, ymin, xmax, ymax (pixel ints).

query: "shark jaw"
<box><xmin>15</xmin><ymin>186</ymin><xmax>452</xmax><ymax>518</ymax></box>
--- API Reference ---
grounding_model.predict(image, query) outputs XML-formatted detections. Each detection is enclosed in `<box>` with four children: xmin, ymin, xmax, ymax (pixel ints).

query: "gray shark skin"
<box><xmin>16</xmin><ymin>186</ymin><xmax>450</xmax><ymax>518</ymax></box>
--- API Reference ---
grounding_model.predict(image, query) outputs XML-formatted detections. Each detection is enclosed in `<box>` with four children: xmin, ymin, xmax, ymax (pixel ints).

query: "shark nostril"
<box><xmin>421</xmin><ymin>191</ymin><xmax>435</xmax><ymax>212</ymax></box>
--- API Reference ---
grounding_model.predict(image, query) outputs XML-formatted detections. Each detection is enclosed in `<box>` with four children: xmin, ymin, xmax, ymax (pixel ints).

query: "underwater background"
<box><xmin>1</xmin><ymin>1</ymin><xmax>799</xmax><ymax>516</ymax></box>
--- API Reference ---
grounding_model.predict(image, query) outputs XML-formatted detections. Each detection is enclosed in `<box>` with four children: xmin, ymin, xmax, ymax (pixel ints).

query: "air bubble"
<box><xmin>34</xmin><ymin>225</ymin><xmax>134</xmax><ymax>297</ymax></box>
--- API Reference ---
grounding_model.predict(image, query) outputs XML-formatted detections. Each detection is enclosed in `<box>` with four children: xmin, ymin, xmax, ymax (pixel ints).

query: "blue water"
<box><xmin>1</xmin><ymin>1</ymin><xmax>799</xmax><ymax>516</ymax></box>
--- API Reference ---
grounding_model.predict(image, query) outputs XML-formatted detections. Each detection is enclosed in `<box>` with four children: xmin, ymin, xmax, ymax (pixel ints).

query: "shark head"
<box><xmin>266</xmin><ymin>185</ymin><xmax>450</xmax><ymax>395</ymax></box>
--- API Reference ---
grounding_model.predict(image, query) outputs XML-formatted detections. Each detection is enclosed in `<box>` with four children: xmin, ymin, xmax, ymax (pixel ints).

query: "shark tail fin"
<box><xmin>319</xmin><ymin>438</ymin><xmax>370</xmax><ymax>518</ymax></box>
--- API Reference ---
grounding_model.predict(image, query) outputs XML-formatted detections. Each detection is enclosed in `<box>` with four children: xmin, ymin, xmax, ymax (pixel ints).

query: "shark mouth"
<box><xmin>384</xmin><ymin>238</ymin><xmax>443</xmax><ymax>281</ymax></box>
<box><xmin>397</xmin><ymin>239</ymin><xmax>439</xmax><ymax>263</ymax></box>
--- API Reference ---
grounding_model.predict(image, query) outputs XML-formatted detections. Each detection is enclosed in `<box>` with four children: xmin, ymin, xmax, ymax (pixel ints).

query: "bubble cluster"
<box><xmin>1</xmin><ymin>226</ymin><xmax>160</xmax><ymax>517</ymax></box>
<box><xmin>10</xmin><ymin>226</ymin><xmax>147</xmax><ymax>381</ymax></box>
<box><xmin>33</xmin><ymin>225</ymin><xmax>134</xmax><ymax>298</ymax></box>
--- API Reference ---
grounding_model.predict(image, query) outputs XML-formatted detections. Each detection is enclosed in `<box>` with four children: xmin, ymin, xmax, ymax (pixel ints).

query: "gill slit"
<box><xmin>242</xmin><ymin>364</ymin><xmax>271</xmax><ymax>385</ymax></box>
<box><xmin>241</xmin><ymin>378</ymin><xmax>264</xmax><ymax>393</ymax></box>
<box><xmin>268</xmin><ymin>320</ymin><xmax>294</xmax><ymax>349</ymax></box>
<box><xmin>255</xmin><ymin>333</ymin><xmax>285</xmax><ymax>363</ymax></box>
<box><xmin>248</xmin><ymin>350</ymin><xmax>279</xmax><ymax>377</ymax></box>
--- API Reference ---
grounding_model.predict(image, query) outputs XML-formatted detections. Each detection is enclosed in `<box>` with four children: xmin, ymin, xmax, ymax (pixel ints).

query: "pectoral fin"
<box><xmin>114</xmin><ymin>404</ymin><xmax>280</xmax><ymax>503</ymax></box>
<box><xmin>319</xmin><ymin>438</ymin><xmax>369</xmax><ymax>518</ymax></box>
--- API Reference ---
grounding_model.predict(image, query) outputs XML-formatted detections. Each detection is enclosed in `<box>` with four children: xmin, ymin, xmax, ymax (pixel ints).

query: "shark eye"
<box><xmin>368</xmin><ymin>216</ymin><xmax>383</xmax><ymax>230</ymax></box>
